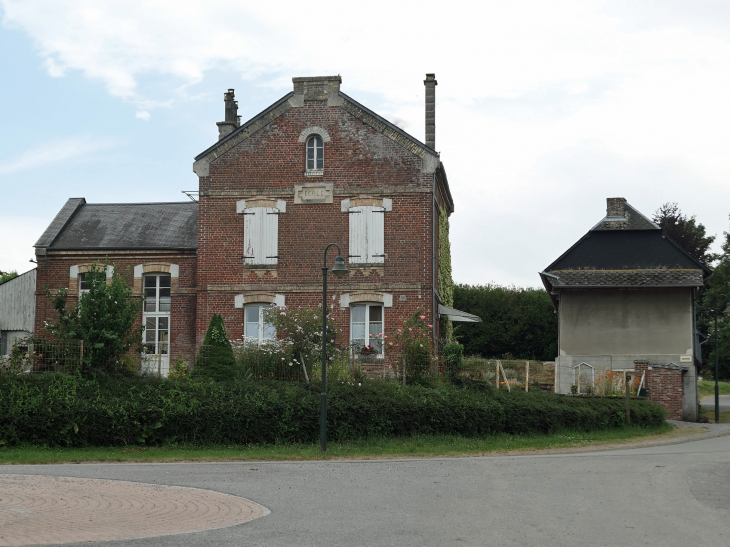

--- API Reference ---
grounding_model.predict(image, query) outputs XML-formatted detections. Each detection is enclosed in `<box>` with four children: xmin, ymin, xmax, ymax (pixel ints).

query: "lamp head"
<box><xmin>331</xmin><ymin>255</ymin><xmax>349</xmax><ymax>278</ymax></box>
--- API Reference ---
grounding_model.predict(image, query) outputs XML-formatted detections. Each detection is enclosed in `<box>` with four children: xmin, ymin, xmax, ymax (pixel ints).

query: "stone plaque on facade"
<box><xmin>294</xmin><ymin>183</ymin><xmax>333</xmax><ymax>204</ymax></box>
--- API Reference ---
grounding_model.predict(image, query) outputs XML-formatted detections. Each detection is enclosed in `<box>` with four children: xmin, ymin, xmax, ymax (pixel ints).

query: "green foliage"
<box><xmin>263</xmin><ymin>305</ymin><xmax>340</xmax><ymax>380</ymax></box>
<box><xmin>44</xmin><ymin>262</ymin><xmax>143</xmax><ymax>373</ymax></box>
<box><xmin>699</xmin><ymin>217</ymin><xmax>730</xmax><ymax>378</ymax></box>
<box><xmin>0</xmin><ymin>270</ymin><xmax>18</xmax><ymax>285</ymax></box>
<box><xmin>168</xmin><ymin>358</ymin><xmax>189</xmax><ymax>380</ymax></box>
<box><xmin>0</xmin><ymin>374</ymin><xmax>665</xmax><ymax>447</ymax></box>
<box><xmin>453</xmin><ymin>284</ymin><xmax>558</xmax><ymax>361</ymax></box>
<box><xmin>442</xmin><ymin>342</ymin><xmax>464</xmax><ymax>383</ymax></box>
<box><xmin>232</xmin><ymin>338</ymin><xmax>300</xmax><ymax>381</ymax></box>
<box><xmin>194</xmin><ymin>314</ymin><xmax>236</xmax><ymax>381</ymax></box>
<box><xmin>653</xmin><ymin>202</ymin><xmax>717</xmax><ymax>266</ymax></box>
<box><xmin>390</xmin><ymin>309</ymin><xmax>433</xmax><ymax>382</ymax></box>
<box><xmin>438</xmin><ymin>205</ymin><xmax>454</xmax><ymax>342</ymax></box>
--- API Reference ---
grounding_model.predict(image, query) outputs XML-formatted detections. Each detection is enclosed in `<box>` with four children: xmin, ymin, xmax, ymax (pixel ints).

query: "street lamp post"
<box><xmin>713</xmin><ymin>294</ymin><xmax>729</xmax><ymax>424</ymax></box>
<box><xmin>320</xmin><ymin>243</ymin><xmax>349</xmax><ymax>452</ymax></box>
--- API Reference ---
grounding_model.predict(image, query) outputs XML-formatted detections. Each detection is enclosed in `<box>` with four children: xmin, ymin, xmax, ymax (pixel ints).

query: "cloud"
<box><xmin>135</xmin><ymin>110</ymin><xmax>150</xmax><ymax>121</ymax></box>
<box><xmin>0</xmin><ymin>136</ymin><xmax>114</xmax><ymax>175</ymax></box>
<box><xmin>2</xmin><ymin>0</ymin><xmax>730</xmax><ymax>285</ymax></box>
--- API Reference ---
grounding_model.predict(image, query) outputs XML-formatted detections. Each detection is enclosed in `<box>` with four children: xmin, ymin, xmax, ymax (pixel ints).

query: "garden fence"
<box><xmin>0</xmin><ymin>336</ymin><xmax>92</xmax><ymax>375</ymax></box>
<box><xmin>458</xmin><ymin>357</ymin><xmax>555</xmax><ymax>392</ymax></box>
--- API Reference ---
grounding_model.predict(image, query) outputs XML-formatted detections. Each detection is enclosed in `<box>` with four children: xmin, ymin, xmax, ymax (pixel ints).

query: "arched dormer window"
<box><xmin>306</xmin><ymin>135</ymin><xmax>324</xmax><ymax>172</ymax></box>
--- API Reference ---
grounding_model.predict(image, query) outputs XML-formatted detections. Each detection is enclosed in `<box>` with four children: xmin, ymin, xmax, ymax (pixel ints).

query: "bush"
<box><xmin>194</xmin><ymin>314</ymin><xmax>236</xmax><ymax>381</ymax></box>
<box><xmin>443</xmin><ymin>342</ymin><xmax>464</xmax><ymax>383</ymax></box>
<box><xmin>0</xmin><ymin>375</ymin><xmax>665</xmax><ymax>447</ymax></box>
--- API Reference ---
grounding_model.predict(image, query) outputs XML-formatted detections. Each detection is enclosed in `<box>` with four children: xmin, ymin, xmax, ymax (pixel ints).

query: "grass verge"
<box><xmin>699</xmin><ymin>407</ymin><xmax>730</xmax><ymax>423</ymax></box>
<box><xmin>0</xmin><ymin>424</ymin><xmax>676</xmax><ymax>465</ymax></box>
<box><xmin>697</xmin><ymin>380</ymin><xmax>730</xmax><ymax>399</ymax></box>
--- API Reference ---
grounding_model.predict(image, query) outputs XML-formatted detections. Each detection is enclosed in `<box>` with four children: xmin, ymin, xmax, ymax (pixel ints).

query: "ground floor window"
<box><xmin>350</xmin><ymin>303</ymin><xmax>383</xmax><ymax>355</ymax></box>
<box><xmin>245</xmin><ymin>305</ymin><xmax>276</xmax><ymax>342</ymax></box>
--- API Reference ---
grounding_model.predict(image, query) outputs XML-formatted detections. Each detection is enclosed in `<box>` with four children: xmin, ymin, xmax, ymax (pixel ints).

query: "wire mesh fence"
<box><xmin>458</xmin><ymin>357</ymin><xmax>555</xmax><ymax>392</ymax></box>
<box><xmin>0</xmin><ymin>336</ymin><xmax>91</xmax><ymax>375</ymax></box>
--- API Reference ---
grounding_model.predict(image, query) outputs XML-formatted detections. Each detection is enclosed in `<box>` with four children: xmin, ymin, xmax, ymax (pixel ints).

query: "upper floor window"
<box><xmin>348</xmin><ymin>206</ymin><xmax>385</xmax><ymax>264</ymax></box>
<box><xmin>243</xmin><ymin>208</ymin><xmax>279</xmax><ymax>265</ymax></box>
<box><xmin>306</xmin><ymin>135</ymin><xmax>323</xmax><ymax>171</ymax></box>
<box><xmin>144</xmin><ymin>274</ymin><xmax>171</xmax><ymax>313</ymax></box>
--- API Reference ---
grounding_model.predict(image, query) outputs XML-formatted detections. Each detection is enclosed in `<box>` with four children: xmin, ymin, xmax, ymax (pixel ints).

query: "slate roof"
<box><xmin>35</xmin><ymin>200</ymin><xmax>198</xmax><ymax>251</ymax></box>
<box><xmin>547</xmin><ymin>269</ymin><xmax>705</xmax><ymax>289</ymax></box>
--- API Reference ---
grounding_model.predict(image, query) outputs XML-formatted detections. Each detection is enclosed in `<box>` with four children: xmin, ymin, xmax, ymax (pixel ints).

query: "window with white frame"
<box><xmin>350</xmin><ymin>304</ymin><xmax>384</xmax><ymax>355</ymax></box>
<box><xmin>245</xmin><ymin>305</ymin><xmax>276</xmax><ymax>342</ymax></box>
<box><xmin>306</xmin><ymin>135</ymin><xmax>323</xmax><ymax>171</ymax></box>
<box><xmin>243</xmin><ymin>207</ymin><xmax>279</xmax><ymax>265</ymax></box>
<box><xmin>143</xmin><ymin>274</ymin><xmax>171</xmax><ymax>357</ymax></box>
<box><xmin>78</xmin><ymin>273</ymin><xmax>90</xmax><ymax>298</ymax></box>
<box><xmin>348</xmin><ymin>206</ymin><xmax>385</xmax><ymax>264</ymax></box>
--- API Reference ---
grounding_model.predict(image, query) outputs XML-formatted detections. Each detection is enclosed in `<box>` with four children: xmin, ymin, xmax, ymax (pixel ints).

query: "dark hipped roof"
<box><xmin>35</xmin><ymin>199</ymin><xmax>198</xmax><ymax>251</ymax></box>
<box><xmin>539</xmin><ymin>199</ymin><xmax>711</xmax><ymax>304</ymax></box>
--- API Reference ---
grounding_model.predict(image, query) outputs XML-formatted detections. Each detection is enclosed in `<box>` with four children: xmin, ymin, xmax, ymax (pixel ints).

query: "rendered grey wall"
<box><xmin>559</xmin><ymin>288</ymin><xmax>693</xmax><ymax>356</ymax></box>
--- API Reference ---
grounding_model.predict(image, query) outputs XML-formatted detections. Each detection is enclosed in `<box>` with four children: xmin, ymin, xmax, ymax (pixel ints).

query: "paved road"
<box><xmin>701</xmin><ymin>394</ymin><xmax>730</xmax><ymax>411</ymax></box>
<box><xmin>2</xmin><ymin>426</ymin><xmax>730</xmax><ymax>547</ymax></box>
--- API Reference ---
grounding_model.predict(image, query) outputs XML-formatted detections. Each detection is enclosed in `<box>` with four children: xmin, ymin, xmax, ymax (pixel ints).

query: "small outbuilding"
<box><xmin>0</xmin><ymin>269</ymin><xmax>37</xmax><ymax>355</ymax></box>
<box><xmin>540</xmin><ymin>198</ymin><xmax>711</xmax><ymax>421</ymax></box>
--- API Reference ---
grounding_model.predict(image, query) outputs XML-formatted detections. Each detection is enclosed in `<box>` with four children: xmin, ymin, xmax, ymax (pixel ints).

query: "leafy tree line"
<box><xmin>651</xmin><ymin>203</ymin><xmax>730</xmax><ymax>379</ymax></box>
<box><xmin>0</xmin><ymin>270</ymin><xmax>18</xmax><ymax>285</ymax></box>
<box><xmin>452</xmin><ymin>284</ymin><xmax>558</xmax><ymax>361</ymax></box>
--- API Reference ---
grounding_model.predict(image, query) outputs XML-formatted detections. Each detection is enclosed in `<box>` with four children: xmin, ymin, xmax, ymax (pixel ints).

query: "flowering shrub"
<box><xmin>231</xmin><ymin>337</ymin><xmax>299</xmax><ymax>381</ymax></box>
<box><xmin>263</xmin><ymin>305</ymin><xmax>341</xmax><ymax>380</ymax></box>
<box><xmin>390</xmin><ymin>308</ymin><xmax>433</xmax><ymax>382</ymax></box>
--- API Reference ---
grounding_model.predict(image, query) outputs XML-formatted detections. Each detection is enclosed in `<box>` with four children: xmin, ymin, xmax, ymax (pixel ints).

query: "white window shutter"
<box><xmin>243</xmin><ymin>209</ymin><xmax>259</xmax><ymax>265</ymax></box>
<box><xmin>349</xmin><ymin>206</ymin><xmax>367</xmax><ymax>264</ymax></box>
<box><xmin>263</xmin><ymin>207</ymin><xmax>278</xmax><ymax>265</ymax></box>
<box><xmin>370</xmin><ymin>207</ymin><xmax>384</xmax><ymax>263</ymax></box>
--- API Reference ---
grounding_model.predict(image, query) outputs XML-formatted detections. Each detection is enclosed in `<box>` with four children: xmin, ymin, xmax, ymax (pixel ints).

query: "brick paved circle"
<box><xmin>0</xmin><ymin>474</ymin><xmax>268</xmax><ymax>546</ymax></box>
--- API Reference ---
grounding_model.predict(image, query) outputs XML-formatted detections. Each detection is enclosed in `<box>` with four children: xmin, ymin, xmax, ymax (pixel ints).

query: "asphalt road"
<box><xmin>701</xmin><ymin>394</ymin><xmax>730</xmax><ymax>411</ymax></box>
<box><xmin>3</xmin><ymin>428</ymin><xmax>730</xmax><ymax>547</ymax></box>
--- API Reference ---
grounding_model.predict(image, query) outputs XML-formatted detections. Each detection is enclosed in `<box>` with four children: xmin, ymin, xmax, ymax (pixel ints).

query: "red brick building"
<box><xmin>33</xmin><ymin>74</ymin><xmax>471</xmax><ymax>375</ymax></box>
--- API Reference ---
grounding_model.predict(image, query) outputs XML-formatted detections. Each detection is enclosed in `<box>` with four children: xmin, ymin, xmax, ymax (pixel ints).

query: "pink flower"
<box><xmin>389</xmin><ymin>342</ymin><xmax>393</xmax><ymax>346</ymax></box>
<box><xmin>280</xmin><ymin>312</ymin><xmax>286</xmax><ymax>316</ymax></box>
<box><xmin>427</xmin><ymin>324</ymin><xmax>432</xmax><ymax>328</ymax></box>
<box><xmin>435</xmin><ymin>356</ymin><xmax>439</xmax><ymax>360</ymax></box>
<box><xmin>420</xmin><ymin>315</ymin><xmax>426</xmax><ymax>320</ymax></box>
<box><xmin>455</xmin><ymin>341</ymin><xmax>459</xmax><ymax>345</ymax></box>
<box><xmin>419</xmin><ymin>344</ymin><xmax>423</xmax><ymax>347</ymax></box>
<box><xmin>408</xmin><ymin>328</ymin><xmax>412</xmax><ymax>332</ymax></box>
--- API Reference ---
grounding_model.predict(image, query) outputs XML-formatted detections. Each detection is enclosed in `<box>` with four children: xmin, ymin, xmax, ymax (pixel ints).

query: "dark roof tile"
<box><xmin>46</xmin><ymin>202</ymin><xmax>198</xmax><ymax>250</ymax></box>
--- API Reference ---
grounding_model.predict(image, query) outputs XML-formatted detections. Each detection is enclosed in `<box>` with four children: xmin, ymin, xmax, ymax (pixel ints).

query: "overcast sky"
<box><xmin>1</xmin><ymin>0</ymin><xmax>729</xmax><ymax>288</ymax></box>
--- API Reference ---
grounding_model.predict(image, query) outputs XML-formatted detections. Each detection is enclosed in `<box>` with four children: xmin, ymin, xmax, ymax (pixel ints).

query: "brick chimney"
<box><xmin>292</xmin><ymin>76</ymin><xmax>342</xmax><ymax>101</ymax></box>
<box><xmin>607</xmin><ymin>197</ymin><xmax>627</xmax><ymax>218</ymax></box>
<box><xmin>216</xmin><ymin>89</ymin><xmax>240</xmax><ymax>140</ymax></box>
<box><xmin>424</xmin><ymin>73</ymin><xmax>437</xmax><ymax>149</ymax></box>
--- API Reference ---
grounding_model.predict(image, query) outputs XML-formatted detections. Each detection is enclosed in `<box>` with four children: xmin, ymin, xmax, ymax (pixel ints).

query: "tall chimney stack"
<box><xmin>606</xmin><ymin>197</ymin><xmax>627</xmax><ymax>218</ymax></box>
<box><xmin>424</xmin><ymin>73</ymin><xmax>437</xmax><ymax>149</ymax></box>
<box><xmin>216</xmin><ymin>89</ymin><xmax>240</xmax><ymax>140</ymax></box>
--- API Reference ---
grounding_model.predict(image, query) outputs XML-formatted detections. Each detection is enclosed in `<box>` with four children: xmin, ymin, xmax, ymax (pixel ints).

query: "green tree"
<box><xmin>652</xmin><ymin>202</ymin><xmax>717</xmax><ymax>266</ymax></box>
<box><xmin>194</xmin><ymin>314</ymin><xmax>236</xmax><ymax>381</ymax></box>
<box><xmin>703</xmin><ymin>217</ymin><xmax>730</xmax><ymax>379</ymax></box>
<box><xmin>44</xmin><ymin>262</ymin><xmax>143</xmax><ymax>373</ymax></box>
<box><xmin>452</xmin><ymin>284</ymin><xmax>558</xmax><ymax>361</ymax></box>
<box><xmin>0</xmin><ymin>270</ymin><xmax>18</xmax><ymax>285</ymax></box>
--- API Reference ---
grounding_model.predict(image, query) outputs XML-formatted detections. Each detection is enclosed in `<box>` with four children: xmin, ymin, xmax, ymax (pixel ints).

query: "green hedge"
<box><xmin>0</xmin><ymin>375</ymin><xmax>665</xmax><ymax>447</ymax></box>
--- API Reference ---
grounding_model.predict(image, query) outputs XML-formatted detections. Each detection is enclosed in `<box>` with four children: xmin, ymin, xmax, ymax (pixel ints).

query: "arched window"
<box><xmin>306</xmin><ymin>135</ymin><xmax>323</xmax><ymax>171</ymax></box>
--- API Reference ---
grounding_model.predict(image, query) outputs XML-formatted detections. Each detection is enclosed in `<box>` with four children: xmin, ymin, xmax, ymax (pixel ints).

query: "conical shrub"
<box><xmin>194</xmin><ymin>314</ymin><xmax>236</xmax><ymax>381</ymax></box>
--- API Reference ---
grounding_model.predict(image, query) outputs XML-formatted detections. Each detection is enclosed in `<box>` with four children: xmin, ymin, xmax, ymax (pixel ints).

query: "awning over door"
<box><xmin>438</xmin><ymin>304</ymin><xmax>482</xmax><ymax>323</ymax></box>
